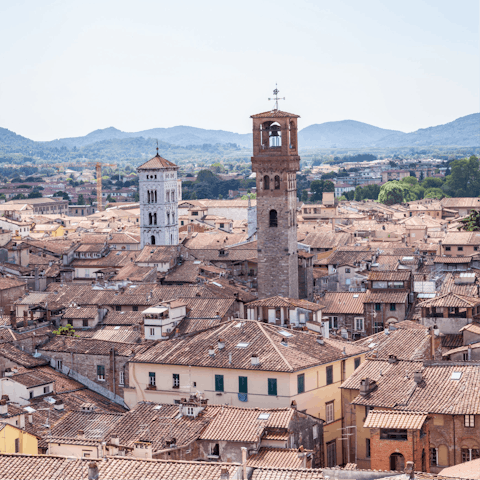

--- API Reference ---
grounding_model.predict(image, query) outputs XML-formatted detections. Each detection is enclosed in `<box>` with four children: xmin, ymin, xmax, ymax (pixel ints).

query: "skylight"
<box><xmin>278</xmin><ymin>330</ymin><xmax>293</xmax><ymax>337</ymax></box>
<box><xmin>368</xmin><ymin>343</ymin><xmax>377</xmax><ymax>348</ymax></box>
<box><xmin>153</xmin><ymin>405</ymin><xmax>162</xmax><ymax>410</ymax></box>
<box><xmin>451</xmin><ymin>372</ymin><xmax>462</xmax><ymax>380</ymax></box>
<box><xmin>236</xmin><ymin>342</ymin><xmax>249</xmax><ymax>348</ymax></box>
<box><xmin>114</xmin><ymin>326</ymin><xmax>121</xmax><ymax>330</ymax></box>
<box><xmin>258</xmin><ymin>413</ymin><xmax>270</xmax><ymax>420</ymax></box>
<box><xmin>234</xmin><ymin>322</ymin><xmax>242</xmax><ymax>328</ymax></box>
<box><xmin>353</xmin><ymin>294</ymin><xmax>359</xmax><ymax>298</ymax></box>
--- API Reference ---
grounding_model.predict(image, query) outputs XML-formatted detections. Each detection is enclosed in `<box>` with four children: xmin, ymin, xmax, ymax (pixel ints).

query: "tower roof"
<box><xmin>137</xmin><ymin>154</ymin><xmax>177</xmax><ymax>170</ymax></box>
<box><xmin>250</xmin><ymin>109</ymin><xmax>300</xmax><ymax>119</ymax></box>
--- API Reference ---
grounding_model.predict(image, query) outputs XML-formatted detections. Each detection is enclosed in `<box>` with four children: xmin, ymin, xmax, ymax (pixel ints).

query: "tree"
<box><xmin>401</xmin><ymin>176</ymin><xmax>418</xmax><ymax>185</ymax></box>
<box><xmin>338</xmin><ymin>195</ymin><xmax>347</xmax><ymax>201</ymax></box>
<box><xmin>77</xmin><ymin>194</ymin><xmax>86</xmax><ymax>205</ymax></box>
<box><xmin>27</xmin><ymin>191</ymin><xmax>42</xmax><ymax>198</ymax></box>
<box><xmin>52</xmin><ymin>324</ymin><xmax>78</xmax><ymax>336</ymax></box>
<box><xmin>421</xmin><ymin>177</ymin><xmax>443</xmax><ymax>189</ymax></box>
<box><xmin>424</xmin><ymin>188</ymin><xmax>446</xmax><ymax>200</ymax></box>
<box><xmin>354</xmin><ymin>184</ymin><xmax>381</xmax><ymax>201</ymax></box>
<box><xmin>458</xmin><ymin>210</ymin><xmax>480</xmax><ymax>231</ymax></box>
<box><xmin>310</xmin><ymin>180</ymin><xmax>334</xmax><ymax>202</ymax></box>
<box><xmin>53</xmin><ymin>191</ymin><xmax>70</xmax><ymax>201</ymax></box>
<box><xmin>378</xmin><ymin>181</ymin><xmax>407</xmax><ymax>205</ymax></box>
<box><xmin>12</xmin><ymin>193</ymin><xmax>26</xmax><ymax>200</ymax></box>
<box><xmin>344</xmin><ymin>190</ymin><xmax>354</xmax><ymax>201</ymax></box>
<box><xmin>443</xmin><ymin>156</ymin><xmax>480</xmax><ymax>197</ymax></box>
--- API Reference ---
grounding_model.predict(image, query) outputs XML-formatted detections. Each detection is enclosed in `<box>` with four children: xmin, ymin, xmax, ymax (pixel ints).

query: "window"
<box><xmin>14</xmin><ymin>438</ymin><xmax>19</xmax><ymax>453</ymax></box>
<box><xmin>43</xmin><ymin>386</ymin><xmax>50</xmax><ymax>394</ymax></box>
<box><xmin>56</xmin><ymin>360</ymin><xmax>62</xmax><ymax>370</ymax></box>
<box><xmin>173</xmin><ymin>374</ymin><xmax>180</xmax><ymax>388</ymax></box>
<box><xmin>458</xmin><ymin>246</ymin><xmax>464</xmax><ymax>251</ymax></box>
<box><xmin>215</xmin><ymin>374</ymin><xmax>224</xmax><ymax>392</ymax></box>
<box><xmin>390</xmin><ymin>303</ymin><xmax>396</xmax><ymax>311</ymax></box>
<box><xmin>374</xmin><ymin>321</ymin><xmax>384</xmax><ymax>333</ymax></box>
<box><xmin>149</xmin><ymin>327</ymin><xmax>155</xmax><ymax>336</ymax></box>
<box><xmin>83</xmin><ymin>319</ymin><xmax>89</xmax><ymax>327</ymax></box>
<box><xmin>268</xmin><ymin>378</ymin><xmax>277</xmax><ymax>396</ymax></box>
<box><xmin>326</xmin><ymin>440</ymin><xmax>336</xmax><ymax>467</ymax></box>
<box><xmin>366</xmin><ymin>439</ymin><xmax>371</xmax><ymax>458</ymax></box>
<box><xmin>133</xmin><ymin>306</ymin><xmax>138</xmax><ymax>312</ymax></box>
<box><xmin>29</xmin><ymin>391</ymin><xmax>33</xmax><ymax>399</ymax></box>
<box><xmin>354</xmin><ymin>357</ymin><xmax>361</xmax><ymax>369</ymax></box>
<box><xmin>115</xmin><ymin>306</ymin><xmax>121</xmax><ymax>312</ymax></box>
<box><xmin>345</xmin><ymin>268</ymin><xmax>351</xmax><ymax>273</ymax></box>
<box><xmin>97</xmin><ymin>365</ymin><xmax>105</xmax><ymax>381</ymax></box>
<box><xmin>119</xmin><ymin>371</ymin><xmax>125</xmax><ymax>385</ymax></box>
<box><xmin>375</xmin><ymin>303</ymin><xmax>381</xmax><ymax>311</ymax></box>
<box><xmin>239</xmin><ymin>376</ymin><xmax>248</xmax><ymax>394</ymax></box>
<box><xmin>326</xmin><ymin>401</ymin><xmax>334</xmax><ymax>423</ymax></box>
<box><xmin>355</xmin><ymin>318</ymin><xmax>364</xmax><ymax>331</ymax></box>
<box><xmin>326</xmin><ymin>365</ymin><xmax>333</xmax><ymax>385</ymax></box>
<box><xmin>465</xmin><ymin>415</ymin><xmax>475</xmax><ymax>427</ymax></box>
<box><xmin>148</xmin><ymin>372</ymin><xmax>156</xmax><ymax>386</ymax></box>
<box><xmin>380</xmin><ymin>429</ymin><xmax>408</xmax><ymax>440</ymax></box>
<box><xmin>211</xmin><ymin>443</ymin><xmax>220</xmax><ymax>457</ymax></box>
<box><xmin>445</xmin><ymin>246</ymin><xmax>451</xmax><ymax>251</ymax></box>
<box><xmin>475</xmin><ymin>247</ymin><xmax>479</xmax><ymax>252</ymax></box>
<box><xmin>462</xmin><ymin>448</ymin><xmax>480</xmax><ymax>462</ymax></box>
<box><xmin>297</xmin><ymin>373</ymin><xmax>305</xmax><ymax>394</ymax></box>
<box><xmin>313</xmin><ymin>425</ymin><xmax>318</xmax><ymax>440</ymax></box>
<box><xmin>329</xmin><ymin>317</ymin><xmax>338</xmax><ymax>329</ymax></box>
<box><xmin>263</xmin><ymin>175</ymin><xmax>270</xmax><ymax>190</ymax></box>
<box><xmin>269</xmin><ymin>209</ymin><xmax>278</xmax><ymax>227</ymax></box>
<box><xmin>219</xmin><ymin>223</ymin><xmax>224</xmax><ymax>229</ymax></box>
<box><xmin>430</xmin><ymin>447</ymin><xmax>438</xmax><ymax>466</ymax></box>
<box><xmin>274</xmin><ymin>175</ymin><xmax>280</xmax><ymax>189</ymax></box>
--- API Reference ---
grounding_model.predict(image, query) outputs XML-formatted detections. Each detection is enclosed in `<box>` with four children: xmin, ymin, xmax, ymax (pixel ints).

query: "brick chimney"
<box><xmin>430</xmin><ymin>325</ymin><xmax>442</xmax><ymax>360</ymax></box>
<box><xmin>404</xmin><ymin>461</ymin><xmax>414</xmax><ymax>479</ymax></box>
<box><xmin>88</xmin><ymin>461</ymin><xmax>99</xmax><ymax>480</ymax></box>
<box><xmin>220</xmin><ymin>466</ymin><xmax>230</xmax><ymax>479</ymax></box>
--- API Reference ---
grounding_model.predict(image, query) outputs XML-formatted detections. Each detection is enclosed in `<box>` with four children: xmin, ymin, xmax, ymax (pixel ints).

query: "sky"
<box><xmin>0</xmin><ymin>0</ymin><xmax>478</xmax><ymax>140</ymax></box>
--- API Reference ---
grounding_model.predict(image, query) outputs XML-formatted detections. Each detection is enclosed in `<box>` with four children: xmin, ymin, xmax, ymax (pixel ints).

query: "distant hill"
<box><xmin>299</xmin><ymin>120</ymin><xmax>404</xmax><ymax>148</ymax></box>
<box><xmin>375</xmin><ymin>113</ymin><xmax>480</xmax><ymax>148</ymax></box>
<box><xmin>45</xmin><ymin>125</ymin><xmax>252</xmax><ymax>149</ymax></box>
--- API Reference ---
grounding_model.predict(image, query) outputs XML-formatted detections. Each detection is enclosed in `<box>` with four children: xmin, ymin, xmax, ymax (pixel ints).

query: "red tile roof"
<box><xmin>137</xmin><ymin>154</ymin><xmax>178</xmax><ymax>170</ymax></box>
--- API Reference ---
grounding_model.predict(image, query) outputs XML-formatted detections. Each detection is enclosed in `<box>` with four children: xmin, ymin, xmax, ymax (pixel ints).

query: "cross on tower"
<box><xmin>268</xmin><ymin>84</ymin><xmax>285</xmax><ymax>111</ymax></box>
<box><xmin>156</xmin><ymin>140</ymin><xmax>159</xmax><ymax>156</ymax></box>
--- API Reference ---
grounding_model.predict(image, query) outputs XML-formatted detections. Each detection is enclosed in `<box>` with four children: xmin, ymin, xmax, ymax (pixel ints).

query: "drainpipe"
<box><xmin>452</xmin><ymin>415</ymin><xmax>456</xmax><ymax>465</ymax></box>
<box><xmin>241</xmin><ymin>447</ymin><xmax>247</xmax><ymax>480</ymax></box>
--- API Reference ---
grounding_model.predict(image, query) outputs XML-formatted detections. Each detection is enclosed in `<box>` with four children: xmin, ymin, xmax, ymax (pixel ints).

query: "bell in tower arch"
<box><xmin>268</xmin><ymin>122</ymin><xmax>281</xmax><ymax>148</ymax></box>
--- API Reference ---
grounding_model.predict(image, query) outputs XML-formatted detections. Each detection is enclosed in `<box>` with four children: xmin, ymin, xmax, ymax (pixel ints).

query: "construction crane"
<box><xmin>96</xmin><ymin>162</ymin><xmax>117</xmax><ymax>212</ymax></box>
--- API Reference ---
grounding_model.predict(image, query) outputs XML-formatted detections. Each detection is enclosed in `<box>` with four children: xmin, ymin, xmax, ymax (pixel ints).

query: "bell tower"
<box><xmin>251</xmin><ymin>91</ymin><xmax>300</xmax><ymax>299</ymax></box>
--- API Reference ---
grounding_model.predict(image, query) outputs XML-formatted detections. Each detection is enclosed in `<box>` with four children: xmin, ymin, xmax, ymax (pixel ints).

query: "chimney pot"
<box><xmin>88</xmin><ymin>461</ymin><xmax>99</xmax><ymax>480</ymax></box>
<box><xmin>220</xmin><ymin>466</ymin><xmax>230</xmax><ymax>480</ymax></box>
<box><xmin>414</xmin><ymin>371</ymin><xmax>423</xmax><ymax>384</ymax></box>
<box><xmin>251</xmin><ymin>354</ymin><xmax>259</xmax><ymax>366</ymax></box>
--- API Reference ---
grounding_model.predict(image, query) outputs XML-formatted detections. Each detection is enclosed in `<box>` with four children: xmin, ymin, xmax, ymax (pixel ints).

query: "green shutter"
<box><xmin>268</xmin><ymin>378</ymin><xmax>277</xmax><ymax>396</ymax></box>
<box><xmin>215</xmin><ymin>375</ymin><xmax>224</xmax><ymax>392</ymax></box>
<box><xmin>239</xmin><ymin>376</ymin><xmax>248</xmax><ymax>394</ymax></box>
<box><xmin>326</xmin><ymin>366</ymin><xmax>333</xmax><ymax>385</ymax></box>
<box><xmin>297</xmin><ymin>374</ymin><xmax>305</xmax><ymax>394</ymax></box>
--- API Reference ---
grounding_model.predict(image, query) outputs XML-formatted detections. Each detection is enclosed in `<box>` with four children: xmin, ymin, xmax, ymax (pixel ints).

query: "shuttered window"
<box><xmin>268</xmin><ymin>378</ymin><xmax>277</xmax><ymax>396</ymax></box>
<box><xmin>297</xmin><ymin>374</ymin><xmax>305</xmax><ymax>394</ymax></box>
<box><xmin>215</xmin><ymin>375</ymin><xmax>224</xmax><ymax>392</ymax></box>
<box><xmin>238</xmin><ymin>376</ymin><xmax>248</xmax><ymax>394</ymax></box>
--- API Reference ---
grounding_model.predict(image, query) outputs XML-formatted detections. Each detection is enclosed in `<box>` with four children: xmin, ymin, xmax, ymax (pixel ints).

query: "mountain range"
<box><xmin>0</xmin><ymin>113</ymin><xmax>478</xmax><ymax>162</ymax></box>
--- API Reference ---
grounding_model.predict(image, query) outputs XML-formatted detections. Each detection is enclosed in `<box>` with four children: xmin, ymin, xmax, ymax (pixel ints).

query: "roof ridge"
<box><xmin>257</xmin><ymin>322</ymin><xmax>293</xmax><ymax>372</ymax></box>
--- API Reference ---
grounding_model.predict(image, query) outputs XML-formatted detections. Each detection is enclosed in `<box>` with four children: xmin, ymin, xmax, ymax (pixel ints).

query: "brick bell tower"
<box><xmin>251</xmin><ymin>89</ymin><xmax>300</xmax><ymax>299</ymax></box>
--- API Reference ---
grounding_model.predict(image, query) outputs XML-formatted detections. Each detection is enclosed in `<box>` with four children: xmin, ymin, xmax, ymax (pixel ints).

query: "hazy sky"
<box><xmin>0</xmin><ymin>0</ymin><xmax>478</xmax><ymax>140</ymax></box>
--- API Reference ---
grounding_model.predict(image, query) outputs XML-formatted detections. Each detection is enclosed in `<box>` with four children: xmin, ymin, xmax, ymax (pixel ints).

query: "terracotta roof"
<box><xmin>434</xmin><ymin>256</ymin><xmax>472</xmax><ymax>264</ymax></box>
<box><xmin>9</xmin><ymin>371</ymin><xmax>53</xmax><ymax>388</ymax></box>
<box><xmin>460</xmin><ymin>323</ymin><xmax>480</xmax><ymax>335</ymax></box>
<box><xmin>0</xmin><ymin>343</ymin><xmax>48</xmax><ymax>368</ymax></box>
<box><xmin>440</xmin><ymin>273</ymin><xmax>479</xmax><ymax>297</ymax></box>
<box><xmin>251</xmin><ymin>468</ymin><xmax>324</xmax><ymax>480</ymax></box>
<box><xmin>247</xmin><ymin>447</ymin><xmax>312</xmax><ymax>469</ymax></box>
<box><xmin>354</xmin><ymin>327</ymin><xmax>430</xmax><ymax>361</ymax></box>
<box><xmin>250</xmin><ymin>109</ymin><xmax>300</xmax><ymax>118</ymax></box>
<box><xmin>0</xmin><ymin>277</ymin><xmax>26</xmax><ymax>290</ymax></box>
<box><xmin>184</xmin><ymin>297</ymin><xmax>235</xmax><ymax>319</ymax></box>
<box><xmin>417</xmin><ymin>292</ymin><xmax>480</xmax><ymax>308</ymax></box>
<box><xmin>302</xmin><ymin>232</ymin><xmax>351</xmax><ymax>250</ymax></box>
<box><xmin>368</xmin><ymin>271</ymin><xmax>411</xmax><ymax>281</ymax></box>
<box><xmin>443</xmin><ymin>231</ymin><xmax>480</xmax><ymax>245</ymax></box>
<box><xmin>133</xmin><ymin>320</ymin><xmax>368</xmax><ymax>372</ymax></box>
<box><xmin>442</xmin><ymin>197</ymin><xmax>480</xmax><ymax>208</ymax></box>
<box><xmin>365</xmin><ymin>291</ymin><xmax>408</xmax><ymax>304</ymax></box>
<box><xmin>137</xmin><ymin>154</ymin><xmax>178</xmax><ymax>170</ymax></box>
<box><xmin>364</xmin><ymin>410</ymin><xmax>427</xmax><ymax>430</ymax></box>
<box><xmin>113</xmin><ymin>263</ymin><xmax>156</xmax><ymax>282</ymax></box>
<box><xmin>135</xmin><ymin>245</ymin><xmax>180</xmax><ymax>264</ymax></box>
<box><xmin>316</xmin><ymin>248</ymin><xmax>372</xmax><ymax>267</ymax></box>
<box><xmin>319</xmin><ymin>292</ymin><xmax>367</xmax><ymax>315</ymax></box>
<box><xmin>246</xmin><ymin>296</ymin><xmax>324</xmax><ymax>312</ymax></box>
<box><xmin>440</xmin><ymin>457</ymin><xmax>480</xmax><ymax>479</ymax></box>
<box><xmin>442</xmin><ymin>341</ymin><xmax>480</xmax><ymax>357</ymax></box>
<box><xmin>199</xmin><ymin>406</ymin><xmax>294</xmax><ymax>442</ymax></box>
<box><xmin>102</xmin><ymin>310</ymin><xmax>144</xmax><ymax>325</ymax></box>
<box><xmin>62</xmin><ymin>306</ymin><xmax>98</xmax><ymax>319</ymax></box>
<box><xmin>0</xmin><ymin>454</ymin><xmax>240</xmax><ymax>480</ymax></box>
<box><xmin>163</xmin><ymin>261</ymin><xmax>202</xmax><ymax>283</ymax></box>
<box><xmin>77</xmin><ymin>325</ymin><xmax>143</xmax><ymax>344</ymax></box>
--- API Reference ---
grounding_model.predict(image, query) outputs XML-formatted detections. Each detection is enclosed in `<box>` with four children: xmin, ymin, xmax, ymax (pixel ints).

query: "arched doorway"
<box><xmin>390</xmin><ymin>453</ymin><xmax>405</xmax><ymax>471</ymax></box>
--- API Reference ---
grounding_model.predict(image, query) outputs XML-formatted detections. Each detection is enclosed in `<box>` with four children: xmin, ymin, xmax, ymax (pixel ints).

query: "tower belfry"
<box><xmin>251</xmin><ymin>89</ymin><xmax>300</xmax><ymax>299</ymax></box>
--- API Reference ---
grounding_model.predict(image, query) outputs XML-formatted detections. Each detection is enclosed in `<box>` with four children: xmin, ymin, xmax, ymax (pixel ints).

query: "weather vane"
<box><xmin>268</xmin><ymin>83</ymin><xmax>285</xmax><ymax>110</ymax></box>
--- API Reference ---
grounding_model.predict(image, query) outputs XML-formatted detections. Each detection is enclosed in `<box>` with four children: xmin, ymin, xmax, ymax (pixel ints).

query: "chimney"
<box><xmin>208</xmin><ymin>346</ymin><xmax>215</xmax><ymax>357</ymax></box>
<box><xmin>404</xmin><ymin>461</ymin><xmax>415</xmax><ymax>479</ymax></box>
<box><xmin>0</xmin><ymin>399</ymin><xmax>7</xmax><ymax>415</ymax></box>
<box><xmin>110</xmin><ymin>435</ymin><xmax>119</xmax><ymax>446</ymax></box>
<box><xmin>228</xmin><ymin>352</ymin><xmax>232</xmax><ymax>364</ymax></box>
<box><xmin>220</xmin><ymin>467</ymin><xmax>230</xmax><ymax>480</ymax></box>
<box><xmin>468</xmin><ymin>345</ymin><xmax>472</xmax><ymax>361</ymax></box>
<box><xmin>316</xmin><ymin>335</ymin><xmax>324</xmax><ymax>345</ymax></box>
<box><xmin>77</xmin><ymin>430</ymin><xmax>85</xmax><ymax>439</ymax></box>
<box><xmin>88</xmin><ymin>461</ymin><xmax>99</xmax><ymax>480</ymax></box>
<box><xmin>251</xmin><ymin>354</ymin><xmax>259</xmax><ymax>366</ymax></box>
<box><xmin>290</xmin><ymin>400</ymin><xmax>297</xmax><ymax>409</ymax></box>
<box><xmin>414</xmin><ymin>371</ymin><xmax>423</xmax><ymax>384</ymax></box>
<box><xmin>218</xmin><ymin>338</ymin><xmax>225</xmax><ymax>350</ymax></box>
<box><xmin>54</xmin><ymin>399</ymin><xmax>64</xmax><ymax>411</ymax></box>
<box><xmin>430</xmin><ymin>325</ymin><xmax>442</xmax><ymax>360</ymax></box>
<box><xmin>388</xmin><ymin>355</ymin><xmax>398</xmax><ymax>364</ymax></box>
<box><xmin>241</xmin><ymin>447</ymin><xmax>247</xmax><ymax>480</ymax></box>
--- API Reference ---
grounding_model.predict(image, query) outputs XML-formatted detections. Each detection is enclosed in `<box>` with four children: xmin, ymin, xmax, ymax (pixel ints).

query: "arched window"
<box><xmin>167</xmin><ymin>212</ymin><xmax>170</xmax><ymax>224</ymax></box>
<box><xmin>147</xmin><ymin>191</ymin><xmax>150</xmax><ymax>203</ymax></box>
<box><xmin>269</xmin><ymin>209</ymin><xmax>278</xmax><ymax>228</ymax></box>
<box><xmin>166</xmin><ymin>191</ymin><xmax>170</xmax><ymax>202</ymax></box>
<box><xmin>172</xmin><ymin>213</ymin><xmax>175</xmax><ymax>223</ymax></box>
<box><xmin>153</xmin><ymin>213</ymin><xmax>157</xmax><ymax>225</ymax></box>
<box><xmin>171</xmin><ymin>190</ymin><xmax>175</xmax><ymax>202</ymax></box>
<box><xmin>150</xmin><ymin>235</ymin><xmax>156</xmax><ymax>245</ymax></box>
<box><xmin>154</xmin><ymin>191</ymin><xmax>157</xmax><ymax>203</ymax></box>
<box><xmin>263</xmin><ymin>176</ymin><xmax>270</xmax><ymax>190</ymax></box>
<box><xmin>148</xmin><ymin>213</ymin><xmax>152</xmax><ymax>225</ymax></box>
<box><xmin>274</xmin><ymin>175</ymin><xmax>280</xmax><ymax>189</ymax></box>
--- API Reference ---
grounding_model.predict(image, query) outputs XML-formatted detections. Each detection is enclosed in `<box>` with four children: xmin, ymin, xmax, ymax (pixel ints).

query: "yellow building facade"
<box><xmin>0</xmin><ymin>423</ymin><xmax>38</xmax><ymax>455</ymax></box>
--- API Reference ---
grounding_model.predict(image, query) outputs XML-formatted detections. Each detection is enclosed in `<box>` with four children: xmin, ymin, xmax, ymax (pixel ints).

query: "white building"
<box><xmin>137</xmin><ymin>152</ymin><xmax>179</xmax><ymax>248</ymax></box>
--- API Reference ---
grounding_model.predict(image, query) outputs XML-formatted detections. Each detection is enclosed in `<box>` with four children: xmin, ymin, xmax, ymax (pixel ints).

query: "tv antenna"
<box><xmin>268</xmin><ymin>83</ymin><xmax>285</xmax><ymax>110</ymax></box>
